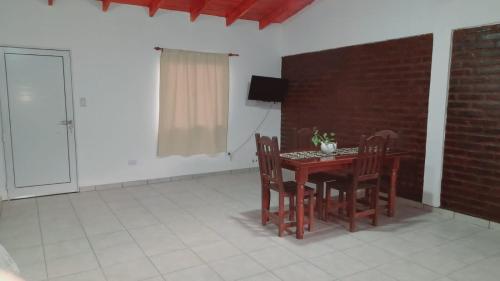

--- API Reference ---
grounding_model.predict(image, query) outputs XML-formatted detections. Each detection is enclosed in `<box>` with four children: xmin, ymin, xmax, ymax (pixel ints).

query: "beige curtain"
<box><xmin>158</xmin><ymin>49</ymin><xmax>229</xmax><ymax>156</ymax></box>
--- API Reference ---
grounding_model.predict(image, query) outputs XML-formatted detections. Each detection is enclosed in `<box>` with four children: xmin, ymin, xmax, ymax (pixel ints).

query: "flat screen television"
<box><xmin>248</xmin><ymin>75</ymin><xmax>288</xmax><ymax>102</ymax></box>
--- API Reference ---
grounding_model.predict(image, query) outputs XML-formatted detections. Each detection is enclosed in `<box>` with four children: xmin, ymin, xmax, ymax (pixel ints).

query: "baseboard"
<box><xmin>80</xmin><ymin>167</ymin><xmax>259</xmax><ymax>192</ymax></box>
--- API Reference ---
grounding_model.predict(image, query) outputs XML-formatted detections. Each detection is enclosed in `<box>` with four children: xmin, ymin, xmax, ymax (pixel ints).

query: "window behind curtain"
<box><xmin>157</xmin><ymin>49</ymin><xmax>229</xmax><ymax>156</ymax></box>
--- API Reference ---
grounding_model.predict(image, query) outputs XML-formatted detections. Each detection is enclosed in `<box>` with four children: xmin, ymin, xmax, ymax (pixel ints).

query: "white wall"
<box><xmin>0</xmin><ymin>0</ymin><xmax>283</xmax><ymax>198</ymax></box>
<box><xmin>280</xmin><ymin>0</ymin><xmax>500</xmax><ymax>207</ymax></box>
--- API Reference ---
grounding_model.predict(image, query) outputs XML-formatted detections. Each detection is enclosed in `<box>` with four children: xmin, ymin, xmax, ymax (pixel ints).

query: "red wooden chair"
<box><xmin>255</xmin><ymin>134</ymin><xmax>316</xmax><ymax>237</ymax></box>
<box><xmin>374</xmin><ymin>130</ymin><xmax>399</xmax><ymax>217</ymax></box>
<box><xmin>325</xmin><ymin>135</ymin><xmax>387</xmax><ymax>232</ymax></box>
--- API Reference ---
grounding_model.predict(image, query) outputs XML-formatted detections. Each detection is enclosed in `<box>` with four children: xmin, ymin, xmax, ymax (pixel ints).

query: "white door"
<box><xmin>0</xmin><ymin>47</ymin><xmax>77</xmax><ymax>199</ymax></box>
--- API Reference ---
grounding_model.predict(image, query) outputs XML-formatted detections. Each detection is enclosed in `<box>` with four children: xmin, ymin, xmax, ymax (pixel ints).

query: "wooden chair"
<box><xmin>255</xmin><ymin>133</ymin><xmax>316</xmax><ymax>237</ymax></box>
<box><xmin>290</xmin><ymin>127</ymin><xmax>343</xmax><ymax>220</ymax></box>
<box><xmin>374</xmin><ymin>130</ymin><xmax>399</xmax><ymax>217</ymax></box>
<box><xmin>325</xmin><ymin>135</ymin><xmax>387</xmax><ymax>232</ymax></box>
<box><xmin>293</xmin><ymin>127</ymin><xmax>316</xmax><ymax>150</ymax></box>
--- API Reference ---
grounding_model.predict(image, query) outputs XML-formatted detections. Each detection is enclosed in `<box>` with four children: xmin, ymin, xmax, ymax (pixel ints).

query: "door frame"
<box><xmin>0</xmin><ymin>47</ymin><xmax>78</xmax><ymax>199</ymax></box>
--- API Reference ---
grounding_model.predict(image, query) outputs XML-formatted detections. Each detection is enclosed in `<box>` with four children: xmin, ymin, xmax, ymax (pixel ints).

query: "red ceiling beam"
<box><xmin>259</xmin><ymin>1</ymin><xmax>291</xmax><ymax>30</ymax></box>
<box><xmin>259</xmin><ymin>0</ymin><xmax>312</xmax><ymax>30</ymax></box>
<box><xmin>226</xmin><ymin>0</ymin><xmax>258</xmax><ymax>26</ymax></box>
<box><xmin>190</xmin><ymin>0</ymin><xmax>209</xmax><ymax>22</ymax></box>
<box><xmin>149</xmin><ymin>0</ymin><xmax>162</xmax><ymax>17</ymax></box>
<box><xmin>48</xmin><ymin>0</ymin><xmax>54</xmax><ymax>6</ymax></box>
<box><xmin>102</xmin><ymin>0</ymin><xmax>111</xmax><ymax>12</ymax></box>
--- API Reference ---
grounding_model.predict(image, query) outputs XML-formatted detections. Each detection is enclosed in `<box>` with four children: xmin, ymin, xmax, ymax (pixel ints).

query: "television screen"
<box><xmin>248</xmin><ymin>75</ymin><xmax>288</xmax><ymax>102</ymax></box>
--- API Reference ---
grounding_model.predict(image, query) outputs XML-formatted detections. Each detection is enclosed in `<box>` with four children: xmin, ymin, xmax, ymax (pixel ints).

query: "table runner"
<box><xmin>280</xmin><ymin>147</ymin><xmax>358</xmax><ymax>160</ymax></box>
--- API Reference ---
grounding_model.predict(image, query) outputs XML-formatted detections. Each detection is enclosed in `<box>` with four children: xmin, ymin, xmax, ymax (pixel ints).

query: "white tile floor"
<box><xmin>1</xmin><ymin>171</ymin><xmax>500</xmax><ymax>281</ymax></box>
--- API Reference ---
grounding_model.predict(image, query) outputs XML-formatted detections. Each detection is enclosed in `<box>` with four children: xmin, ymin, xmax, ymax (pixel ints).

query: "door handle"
<box><xmin>59</xmin><ymin>120</ymin><xmax>73</xmax><ymax>126</ymax></box>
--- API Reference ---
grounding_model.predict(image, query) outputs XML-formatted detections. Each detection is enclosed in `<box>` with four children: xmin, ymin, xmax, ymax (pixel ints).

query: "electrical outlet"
<box><xmin>128</xmin><ymin>159</ymin><xmax>137</xmax><ymax>166</ymax></box>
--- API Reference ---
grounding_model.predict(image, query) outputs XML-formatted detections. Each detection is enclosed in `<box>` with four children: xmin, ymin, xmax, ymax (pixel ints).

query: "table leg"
<box><xmin>295</xmin><ymin>168</ymin><xmax>307</xmax><ymax>239</ymax></box>
<box><xmin>389</xmin><ymin>157</ymin><xmax>400</xmax><ymax>217</ymax></box>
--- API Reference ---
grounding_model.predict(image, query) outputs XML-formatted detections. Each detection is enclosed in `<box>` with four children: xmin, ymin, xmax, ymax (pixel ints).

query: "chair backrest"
<box><xmin>353</xmin><ymin>135</ymin><xmax>388</xmax><ymax>183</ymax></box>
<box><xmin>255</xmin><ymin>134</ymin><xmax>284</xmax><ymax>192</ymax></box>
<box><xmin>374</xmin><ymin>130</ymin><xmax>398</xmax><ymax>151</ymax></box>
<box><xmin>289</xmin><ymin>127</ymin><xmax>315</xmax><ymax>151</ymax></box>
<box><xmin>296</xmin><ymin>127</ymin><xmax>315</xmax><ymax>150</ymax></box>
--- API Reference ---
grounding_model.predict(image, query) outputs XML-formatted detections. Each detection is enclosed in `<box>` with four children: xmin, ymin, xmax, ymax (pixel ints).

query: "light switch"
<box><xmin>80</xmin><ymin>97</ymin><xmax>87</xmax><ymax>107</ymax></box>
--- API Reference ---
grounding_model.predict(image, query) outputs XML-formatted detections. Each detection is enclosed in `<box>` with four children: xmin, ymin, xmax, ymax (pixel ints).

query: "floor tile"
<box><xmin>378</xmin><ymin>260</ymin><xmax>442</xmax><ymax>281</ymax></box>
<box><xmin>322</xmin><ymin>230</ymin><xmax>364</xmax><ymax>251</ymax></box>
<box><xmin>88</xmin><ymin>230</ymin><xmax>135</xmax><ymax>251</ymax></box>
<box><xmin>191</xmin><ymin>241</ymin><xmax>241</xmax><ymax>262</ymax></box>
<box><xmin>18</xmin><ymin>261</ymin><xmax>47</xmax><ymax>281</ymax></box>
<box><xmin>8</xmin><ymin>245</ymin><xmax>44</xmax><ymax>266</ymax></box>
<box><xmin>41</xmin><ymin>224</ymin><xmax>86</xmax><ymax>245</ymax></box>
<box><xmin>272</xmin><ymin>261</ymin><xmax>331</xmax><ymax>281</ymax></box>
<box><xmin>48</xmin><ymin>269</ymin><xmax>106</xmax><ymax>281</ymax></box>
<box><xmin>114</xmin><ymin>207</ymin><xmax>159</xmax><ymax>229</ymax></box>
<box><xmin>150</xmin><ymin>249</ymin><xmax>203</xmax><ymax>274</ymax></box>
<box><xmin>94</xmin><ymin>242</ymin><xmax>145</xmax><ymax>267</ymax></box>
<box><xmin>177</xmin><ymin>227</ymin><xmax>223</xmax><ymax>248</ymax></box>
<box><xmin>237</xmin><ymin>272</ymin><xmax>281</xmax><ymax>281</ymax></box>
<box><xmin>0</xmin><ymin>227</ymin><xmax>42</xmax><ymax>250</ymax></box>
<box><xmin>163</xmin><ymin>264</ymin><xmax>223</xmax><ymax>281</ymax></box>
<box><xmin>142</xmin><ymin>277</ymin><xmax>165</xmax><ymax>281</ymax></box>
<box><xmin>276</xmin><ymin>236</ymin><xmax>338</xmax><ymax>259</ymax></box>
<box><xmin>129</xmin><ymin>224</ymin><xmax>185</xmax><ymax>256</ymax></box>
<box><xmin>423</xmin><ymin>220</ymin><xmax>486</xmax><ymax>240</ymax></box>
<box><xmin>248</xmin><ymin>245</ymin><xmax>302</xmax><ymax>270</ymax></box>
<box><xmin>339</xmin><ymin>269</ymin><xmax>397</xmax><ymax>281</ymax></box>
<box><xmin>448</xmin><ymin>255</ymin><xmax>500</xmax><ymax>281</ymax></box>
<box><xmin>44</xmin><ymin>238</ymin><xmax>92</xmax><ymax>260</ymax></box>
<box><xmin>455</xmin><ymin>229</ymin><xmax>500</xmax><ymax>258</ymax></box>
<box><xmin>81</xmin><ymin>217</ymin><xmax>124</xmax><ymax>236</ymax></box>
<box><xmin>46</xmin><ymin>252</ymin><xmax>99</xmax><ymax>279</ymax></box>
<box><xmin>395</xmin><ymin>229</ymin><xmax>451</xmax><ymax>248</ymax></box>
<box><xmin>224</xmin><ymin>234</ymin><xmax>277</xmax><ymax>253</ymax></box>
<box><xmin>309</xmin><ymin>251</ymin><xmax>371</xmax><ymax>279</ymax></box>
<box><xmin>370</xmin><ymin>234</ymin><xmax>428</xmax><ymax>257</ymax></box>
<box><xmin>102</xmin><ymin>257</ymin><xmax>159</xmax><ymax>281</ymax></box>
<box><xmin>209</xmin><ymin>254</ymin><xmax>266</xmax><ymax>281</ymax></box>
<box><xmin>408</xmin><ymin>246</ymin><xmax>468</xmax><ymax>275</ymax></box>
<box><xmin>343</xmin><ymin>244</ymin><xmax>396</xmax><ymax>267</ymax></box>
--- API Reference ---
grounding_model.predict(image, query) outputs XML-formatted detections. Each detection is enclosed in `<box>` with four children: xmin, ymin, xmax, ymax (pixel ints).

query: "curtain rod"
<box><xmin>154</xmin><ymin>47</ymin><xmax>239</xmax><ymax>56</ymax></box>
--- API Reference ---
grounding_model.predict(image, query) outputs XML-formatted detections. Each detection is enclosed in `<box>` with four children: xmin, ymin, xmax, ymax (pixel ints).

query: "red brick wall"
<box><xmin>281</xmin><ymin>34</ymin><xmax>433</xmax><ymax>201</ymax></box>
<box><xmin>442</xmin><ymin>24</ymin><xmax>500</xmax><ymax>222</ymax></box>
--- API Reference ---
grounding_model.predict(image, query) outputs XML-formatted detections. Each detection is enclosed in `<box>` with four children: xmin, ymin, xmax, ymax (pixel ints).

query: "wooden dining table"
<box><xmin>280</xmin><ymin>149</ymin><xmax>407</xmax><ymax>239</ymax></box>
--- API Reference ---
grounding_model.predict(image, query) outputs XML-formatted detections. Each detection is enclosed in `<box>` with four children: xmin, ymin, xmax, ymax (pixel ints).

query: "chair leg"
<box><xmin>262</xmin><ymin>186</ymin><xmax>270</xmax><ymax>225</ymax></box>
<box><xmin>278</xmin><ymin>192</ymin><xmax>285</xmax><ymax>237</ymax></box>
<box><xmin>289</xmin><ymin>195</ymin><xmax>295</xmax><ymax>221</ymax></box>
<box><xmin>308</xmin><ymin>193</ymin><xmax>315</xmax><ymax>232</ymax></box>
<box><xmin>324</xmin><ymin>186</ymin><xmax>331</xmax><ymax>220</ymax></box>
<box><xmin>339</xmin><ymin>191</ymin><xmax>345</xmax><ymax>215</ymax></box>
<box><xmin>316</xmin><ymin>182</ymin><xmax>324</xmax><ymax>220</ymax></box>
<box><xmin>372</xmin><ymin>187</ymin><xmax>380</xmax><ymax>226</ymax></box>
<box><xmin>388</xmin><ymin>182</ymin><xmax>396</xmax><ymax>217</ymax></box>
<box><xmin>349</xmin><ymin>190</ymin><xmax>356</xmax><ymax>232</ymax></box>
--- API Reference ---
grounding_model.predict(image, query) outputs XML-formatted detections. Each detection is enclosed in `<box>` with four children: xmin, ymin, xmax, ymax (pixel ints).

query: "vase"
<box><xmin>320</xmin><ymin>142</ymin><xmax>337</xmax><ymax>154</ymax></box>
